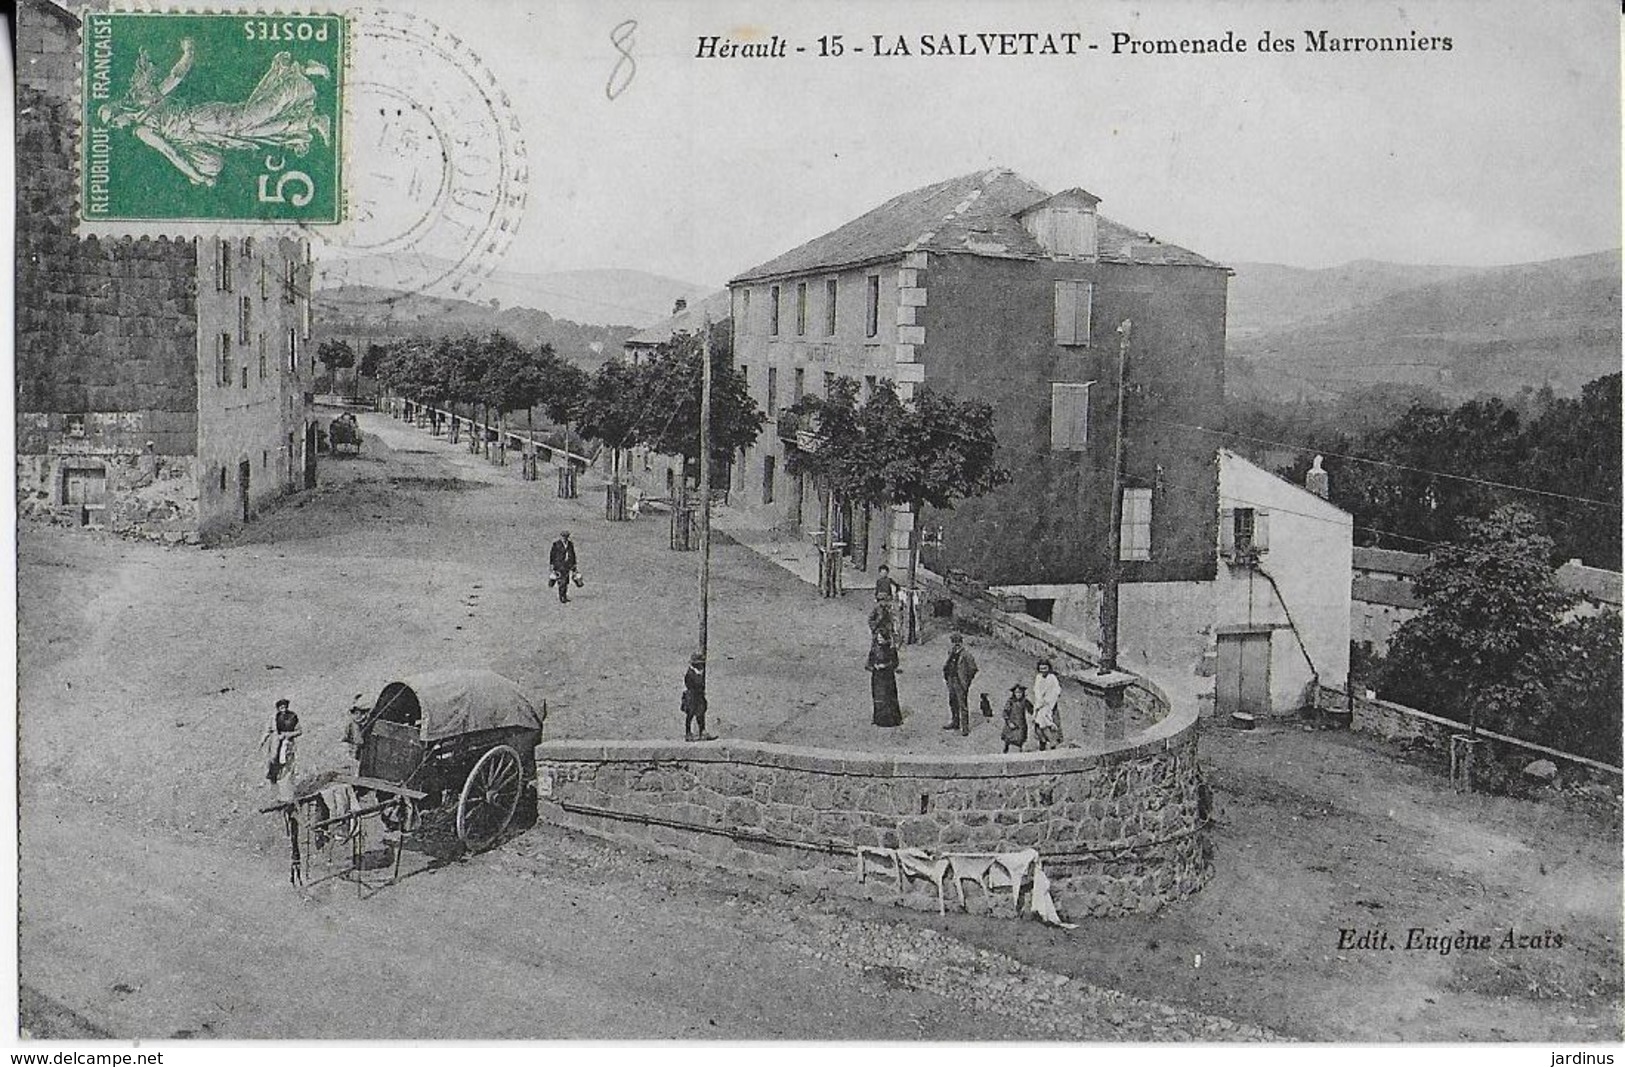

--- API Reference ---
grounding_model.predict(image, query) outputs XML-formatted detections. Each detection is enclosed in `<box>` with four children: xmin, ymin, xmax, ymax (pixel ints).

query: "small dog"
<box><xmin>980</xmin><ymin>693</ymin><xmax>994</xmax><ymax>718</ymax></box>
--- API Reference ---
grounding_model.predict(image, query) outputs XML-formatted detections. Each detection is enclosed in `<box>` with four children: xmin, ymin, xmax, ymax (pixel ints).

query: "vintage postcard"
<box><xmin>11</xmin><ymin>0</ymin><xmax>1622</xmax><ymax>1055</ymax></box>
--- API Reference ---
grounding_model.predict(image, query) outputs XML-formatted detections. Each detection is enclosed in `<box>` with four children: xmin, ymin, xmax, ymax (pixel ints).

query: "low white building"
<box><xmin>994</xmin><ymin>449</ymin><xmax>1353</xmax><ymax>717</ymax></box>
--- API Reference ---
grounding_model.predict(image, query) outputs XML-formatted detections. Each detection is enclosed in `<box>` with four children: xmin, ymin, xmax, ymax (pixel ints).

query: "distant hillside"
<box><xmin>1226</xmin><ymin>250</ymin><xmax>1622</xmax><ymax>403</ymax></box>
<box><xmin>313</xmin><ymin>256</ymin><xmax>713</xmax><ymax>328</ymax></box>
<box><xmin>1227</xmin><ymin>259</ymin><xmax>1480</xmax><ymax>337</ymax></box>
<box><xmin>312</xmin><ymin>285</ymin><xmax>635</xmax><ymax>369</ymax></box>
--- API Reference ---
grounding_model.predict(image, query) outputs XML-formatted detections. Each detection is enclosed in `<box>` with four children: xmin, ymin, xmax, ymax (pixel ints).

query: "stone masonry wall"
<box><xmin>537</xmin><ymin>702</ymin><xmax>1211</xmax><ymax>919</ymax></box>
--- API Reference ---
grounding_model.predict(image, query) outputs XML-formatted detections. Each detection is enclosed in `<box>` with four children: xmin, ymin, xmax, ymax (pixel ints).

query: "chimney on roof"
<box><xmin>1306</xmin><ymin>455</ymin><xmax>1329</xmax><ymax>499</ymax></box>
<box><xmin>1017</xmin><ymin>188</ymin><xmax>1100</xmax><ymax>259</ymax></box>
<box><xmin>673</xmin><ymin>298</ymin><xmax>688</xmax><ymax>315</ymax></box>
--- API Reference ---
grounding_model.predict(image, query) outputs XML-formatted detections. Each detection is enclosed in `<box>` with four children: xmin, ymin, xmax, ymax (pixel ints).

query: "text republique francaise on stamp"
<box><xmin>83</xmin><ymin>12</ymin><xmax>345</xmax><ymax>224</ymax></box>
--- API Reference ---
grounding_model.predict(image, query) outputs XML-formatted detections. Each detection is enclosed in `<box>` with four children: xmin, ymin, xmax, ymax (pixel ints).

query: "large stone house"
<box><xmin>16</xmin><ymin>0</ymin><xmax>318</xmax><ymax>542</ymax></box>
<box><xmin>727</xmin><ymin>167</ymin><xmax>1351</xmax><ymax>711</ymax></box>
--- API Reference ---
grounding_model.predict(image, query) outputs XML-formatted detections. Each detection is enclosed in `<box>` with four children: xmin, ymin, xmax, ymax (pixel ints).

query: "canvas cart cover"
<box><xmin>373</xmin><ymin>669</ymin><xmax>544</xmax><ymax>741</ymax></box>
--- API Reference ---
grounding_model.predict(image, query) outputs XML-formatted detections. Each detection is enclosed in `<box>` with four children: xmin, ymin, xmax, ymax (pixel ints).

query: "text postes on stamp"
<box><xmin>83</xmin><ymin>12</ymin><xmax>346</xmax><ymax>225</ymax></box>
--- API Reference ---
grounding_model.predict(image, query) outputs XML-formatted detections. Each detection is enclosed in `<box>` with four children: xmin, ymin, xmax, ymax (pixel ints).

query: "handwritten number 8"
<box><xmin>606</xmin><ymin>19</ymin><xmax>637</xmax><ymax>101</ymax></box>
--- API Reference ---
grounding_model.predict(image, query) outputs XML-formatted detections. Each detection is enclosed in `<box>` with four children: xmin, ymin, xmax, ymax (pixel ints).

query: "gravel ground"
<box><xmin>18</xmin><ymin>410</ymin><xmax>1621</xmax><ymax>1041</ymax></box>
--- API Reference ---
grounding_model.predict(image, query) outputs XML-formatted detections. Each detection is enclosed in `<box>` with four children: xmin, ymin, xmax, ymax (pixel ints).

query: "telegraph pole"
<box><xmin>1100</xmin><ymin>319</ymin><xmax>1132</xmax><ymax>674</ymax></box>
<box><xmin>696</xmin><ymin>317</ymin><xmax>714</xmax><ymax>661</ymax></box>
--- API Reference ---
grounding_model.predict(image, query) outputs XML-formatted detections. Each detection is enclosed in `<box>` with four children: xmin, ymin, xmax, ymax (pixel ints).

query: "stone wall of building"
<box><xmin>536</xmin><ymin>699</ymin><xmax>1211</xmax><ymax>919</ymax></box>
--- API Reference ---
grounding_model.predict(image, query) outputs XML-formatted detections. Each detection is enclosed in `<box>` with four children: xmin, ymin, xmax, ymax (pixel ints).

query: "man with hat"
<box><xmin>941</xmin><ymin>632</ymin><xmax>978</xmax><ymax>734</ymax></box>
<box><xmin>548</xmin><ymin>530</ymin><xmax>579</xmax><ymax>603</ymax></box>
<box><xmin>682</xmin><ymin>652</ymin><xmax>715</xmax><ymax>741</ymax></box>
<box><xmin>1001</xmin><ymin>683</ymin><xmax>1033</xmax><ymax>753</ymax></box>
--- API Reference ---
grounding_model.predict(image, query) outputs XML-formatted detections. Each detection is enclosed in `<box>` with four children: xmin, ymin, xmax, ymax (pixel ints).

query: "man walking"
<box><xmin>942</xmin><ymin>633</ymin><xmax>978</xmax><ymax>734</ymax></box>
<box><xmin>549</xmin><ymin>530</ymin><xmax>578</xmax><ymax>603</ymax></box>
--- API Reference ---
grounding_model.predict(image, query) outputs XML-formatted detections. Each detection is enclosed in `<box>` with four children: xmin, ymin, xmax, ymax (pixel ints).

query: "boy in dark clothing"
<box><xmin>683</xmin><ymin>653</ymin><xmax>714</xmax><ymax>741</ymax></box>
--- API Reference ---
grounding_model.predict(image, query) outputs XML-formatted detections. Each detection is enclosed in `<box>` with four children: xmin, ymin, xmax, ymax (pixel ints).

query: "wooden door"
<box><xmin>1216</xmin><ymin>632</ymin><xmax>1271</xmax><ymax>716</ymax></box>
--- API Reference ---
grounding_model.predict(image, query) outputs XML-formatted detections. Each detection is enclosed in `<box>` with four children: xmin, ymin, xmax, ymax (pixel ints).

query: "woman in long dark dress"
<box><xmin>867</xmin><ymin>637</ymin><xmax>902</xmax><ymax>727</ymax></box>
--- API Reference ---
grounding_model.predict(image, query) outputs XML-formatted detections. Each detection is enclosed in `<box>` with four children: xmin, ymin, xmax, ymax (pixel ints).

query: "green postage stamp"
<box><xmin>82</xmin><ymin>12</ymin><xmax>346</xmax><ymax>224</ymax></box>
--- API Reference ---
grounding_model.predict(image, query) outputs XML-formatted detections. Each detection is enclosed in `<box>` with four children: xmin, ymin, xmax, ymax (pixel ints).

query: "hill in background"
<box><xmin>313</xmin><ymin>257</ymin><xmax>713</xmax><ymax>329</ymax></box>
<box><xmin>312</xmin><ymin>285</ymin><xmax>637</xmax><ymax>370</ymax></box>
<box><xmin>1226</xmin><ymin>250</ymin><xmax>1621</xmax><ymax>403</ymax></box>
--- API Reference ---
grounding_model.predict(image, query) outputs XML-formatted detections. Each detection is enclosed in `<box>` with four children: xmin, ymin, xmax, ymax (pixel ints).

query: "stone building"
<box><xmin>16</xmin><ymin>0</ymin><xmax>318</xmax><ymax>542</ymax></box>
<box><xmin>727</xmin><ymin>167</ymin><xmax>1229</xmax><ymax>581</ymax></box>
<box><xmin>728</xmin><ymin>167</ymin><xmax>1352</xmax><ymax>709</ymax></box>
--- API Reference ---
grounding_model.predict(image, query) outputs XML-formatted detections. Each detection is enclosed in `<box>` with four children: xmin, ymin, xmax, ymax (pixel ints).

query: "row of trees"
<box><xmin>1374</xmin><ymin>505</ymin><xmax>1622</xmax><ymax>768</ymax></box>
<box><xmin>1223</xmin><ymin>373</ymin><xmax>1622</xmax><ymax>568</ymax></box>
<box><xmin>781</xmin><ymin>376</ymin><xmax>1008</xmax><ymax>587</ymax></box>
<box><xmin>575</xmin><ymin>324</ymin><xmax>762</xmax><ymax>488</ymax></box>
<box><xmin>374</xmin><ymin>333</ymin><xmax>589</xmax><ymax>463</ymax></box>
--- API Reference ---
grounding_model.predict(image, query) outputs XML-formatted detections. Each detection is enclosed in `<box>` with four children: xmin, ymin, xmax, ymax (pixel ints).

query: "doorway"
<box><xmin>1216</xmin><ymin>630</ymin><xmax>1272</xmax><ymax>717</ymax></box>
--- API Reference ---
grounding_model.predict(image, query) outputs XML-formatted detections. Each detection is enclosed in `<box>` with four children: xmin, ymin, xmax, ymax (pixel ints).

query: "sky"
<box><xmin>335</xmin><ymin>0</ymin><xmax>1619</xmax><ymax>288</ymax></box>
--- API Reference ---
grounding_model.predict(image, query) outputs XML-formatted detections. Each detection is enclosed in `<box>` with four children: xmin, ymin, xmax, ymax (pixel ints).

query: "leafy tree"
<box><xmin>1379</xmin><ymin>505</ymin><xmax>1575</xmax><ymax>738</ymax></box>
<box><xmin>359</xmin><ymin>342</ymin><xmax>389</xmax><ymax>382</ymax></box>
<box><xmin>636</xmin><ymin>329</ymin><xmax>762</xmax><ymax>479</ymax></box>
<box><xmin>797</xmin><ymin>380</ymin><xmax>1008</xmax><ymax>589</ymax></box>
<box><xmin>317</xmin><ymin>339</ymin><xmax>356</xmax><ymax>394</ymax></box>
<box><xmin>1545</xmin><ymin>612</ymin><xmax>1623</xmax><ymax>765</ymax></box>
<box><xmin>577</xmin><ymin>359</ymin><xmax>646</xmax><ymax>484</ymax></box>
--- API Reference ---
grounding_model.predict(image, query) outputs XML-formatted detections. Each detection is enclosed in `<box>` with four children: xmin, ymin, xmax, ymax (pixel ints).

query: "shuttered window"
<box><xmin>239</xmin><ymin>296</ymin><xmax>252</xmax><ymax>344</ymax></box>
<box><xmin>865</xmin><ymin>274</ymin><xmax>880</xmax><ymax>338</ymax></box>
<box><xmin>1220</xmin><ymin>507</ymin><xmax>1270</xmax><ymax>559</ymax></box>
<box><xmin>1049</xmin><ymin>381</ymin><xmax>1092</xmax><ymax>451</ymax></box>
<box><xmin>795</xmin><ymin>282</ymin><xmax>808</xmax><ymax>336</ymax></box>
<box><xmin>1054</xmin><ymin>280</ymin><xmax>1093</xmax><ymax>346</ymax></box>
<box><xmin>825</xmin><ymin>278</ymin><xmax>838</xmax><ymax>335</ymax></box>
<box><xmin>1120</xmin><ymin>488</ymin><xmax>1152</xmax><ymax>561</ymax></box>
<box><xmin>769</xmin><ymin>286</ymin><xmax>781</xmax><ymax>335</ymax></box>
<box><xmin>218</xmin><ymin>333</ymin><xmax>232</xmax><ymax>386</ymax></box>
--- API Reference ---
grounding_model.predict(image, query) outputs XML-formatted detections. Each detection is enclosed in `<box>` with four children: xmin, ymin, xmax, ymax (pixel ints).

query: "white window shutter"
<box><xmin>1054</xmin><ymin>282</ymin><xmax>1078</xmax><ymax>345</ymax></box>
<box><xmin>1078</xmin><ymin>282</ymin><xmax>1094</xmax><ymax>347</ymax></box>
<box><xmin>1254</xmin><ymin>510</ymin><xmax>1270</xmax><ymax>553</ymax></box>
<box><xmin>1219</xmin><ymin>508</ymin><xmax>1235</xmax><ymax>555</ymax></box>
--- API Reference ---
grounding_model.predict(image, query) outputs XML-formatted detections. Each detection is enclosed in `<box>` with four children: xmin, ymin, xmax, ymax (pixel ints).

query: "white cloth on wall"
<box><xmin>858</xmin><ymin>845</ymin><xmax>1075</xmax><ymax>928</ymax></box>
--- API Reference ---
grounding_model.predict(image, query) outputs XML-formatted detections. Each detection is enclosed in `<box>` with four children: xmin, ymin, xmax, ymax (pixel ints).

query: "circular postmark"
<box><xmin>311</xmin><ymin>9</ymin><xmax>527</xmax><ymax>299</ymax></box>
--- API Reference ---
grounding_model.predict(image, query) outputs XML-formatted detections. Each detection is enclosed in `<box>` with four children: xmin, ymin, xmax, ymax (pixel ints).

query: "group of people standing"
<box><xmin>862</xmin><ymin>568</ymin><xmax>1066</xmax><ymax>751</ymax></box>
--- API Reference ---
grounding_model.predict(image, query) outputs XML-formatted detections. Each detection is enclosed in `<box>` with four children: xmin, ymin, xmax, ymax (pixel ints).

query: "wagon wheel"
<box><xmin>456</xmin><ymin>744</ymin><xmax>524</xmax><ymax>847</ymax></box>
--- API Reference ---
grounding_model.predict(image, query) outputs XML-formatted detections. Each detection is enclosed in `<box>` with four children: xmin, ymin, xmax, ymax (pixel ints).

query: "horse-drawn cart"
<box><xmin>329</xmin><ymin>412</ymin><xmax>363</xmax><ymax>456</ymax></box>
<box><xmin>268</xmin><ymin>669</ymin><xmax>545</xmax><ymax>888</ymax></box>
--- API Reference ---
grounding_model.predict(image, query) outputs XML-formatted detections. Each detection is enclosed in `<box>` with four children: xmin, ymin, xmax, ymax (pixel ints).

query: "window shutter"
<box><xmin>1219</xmin><ymin>508</ymin><xmax>1236</xmax><ymax>555</ymax></box>
<box><xmin>1049</xmin><ymin>381</ymin><xmax>1091</xmax><ymax>451</ymax></box>
<box><xmin>1076</xmin><ymin>282</ymin><xmax>1093</xmax><ymax>347</ymax></box>
<box><xmin>1054</xmin><ymin>282</ymin><xmax>1078</xmax><ymax>345</ymax></box>
<box><xmin>1254</xmin><ymin>510</ymin><xmax>1270</xmax><ymax>553</ymax></box>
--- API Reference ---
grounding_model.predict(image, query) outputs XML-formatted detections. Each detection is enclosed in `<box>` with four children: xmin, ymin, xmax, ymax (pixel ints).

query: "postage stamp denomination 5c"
<box><xmin>82</xmin><ymin>12</ymin><xmax>345</xmax><ymax>224</ymax></box>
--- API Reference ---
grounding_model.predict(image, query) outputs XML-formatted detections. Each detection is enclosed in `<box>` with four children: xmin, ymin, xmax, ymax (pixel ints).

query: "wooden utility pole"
<box><xmin>697</xmin><ymin>318</ymin><xmax>714</xmax><ymax>660</ymax></box>
<box><xmin>1101</xmin><ymin>319</ymin><xmax>1132</xmax><ymax>674</ymax></box>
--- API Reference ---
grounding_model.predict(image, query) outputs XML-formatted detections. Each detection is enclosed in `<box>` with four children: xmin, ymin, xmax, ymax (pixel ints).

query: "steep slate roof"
<box><xmin>1352</xmin><ymin>546</ymin><xmax>1429</xmax><ymax>577</ymax></box>
<box><xmin>1557</xmin><ymin>560</ymin><xmax>1623</xmax><ymax>606</ymax></box>
<box><xmin>625</xmin><ymin>290</ymin><xmax>732</xmax><ymax>348</ymax></box>
<box><xmin>730</xmin><ymin>168</ymin><xmax>1224</xmax><ymax>284</ymax></box>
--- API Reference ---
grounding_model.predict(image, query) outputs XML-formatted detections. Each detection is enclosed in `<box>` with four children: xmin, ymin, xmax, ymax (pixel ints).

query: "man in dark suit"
<box><xmin>548</xmin><ymin>530</ymin><xmax>578</xmax><ymax>603</ymax></box>
<box><xmin>942</xmin><ymin>633</ymin><xmax>978</xmax><ymax>734</ymax></box>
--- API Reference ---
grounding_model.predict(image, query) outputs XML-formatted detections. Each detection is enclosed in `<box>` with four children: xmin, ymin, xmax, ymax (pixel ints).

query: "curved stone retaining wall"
<box><xmin>536</xmin><ymin>699</ymin><xmax>1211</xmax><ymax>918</ymax></box>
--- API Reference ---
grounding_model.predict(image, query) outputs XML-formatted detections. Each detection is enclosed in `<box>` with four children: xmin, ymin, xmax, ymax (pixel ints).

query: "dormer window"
<box><xmin>1019</xmin><ymin>188</ymin><xmax>1101</xmax><ymax>259</ymax></box>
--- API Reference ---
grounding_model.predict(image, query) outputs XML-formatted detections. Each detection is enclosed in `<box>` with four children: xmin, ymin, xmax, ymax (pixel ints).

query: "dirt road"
<box><xmin>18</xmin><ymin>411</ymin><xmax>1621</xmax><ymax>1040</ymax></box>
